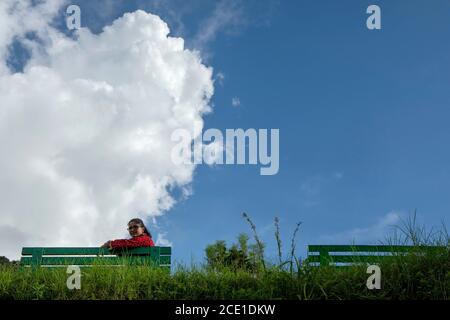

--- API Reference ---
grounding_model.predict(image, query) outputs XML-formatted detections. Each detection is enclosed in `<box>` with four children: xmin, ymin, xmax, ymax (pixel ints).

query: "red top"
<box><xmin>110</xmin><ymin>234</ymin><xmax>155</xmax><ymax>249</ymax></box>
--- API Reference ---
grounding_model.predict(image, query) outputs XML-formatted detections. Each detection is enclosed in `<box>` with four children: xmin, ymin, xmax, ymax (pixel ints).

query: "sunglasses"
<box><xmin>127</xmin><ymin>225</ymin><xmax>142</xmax><ymax>231</ymax></box>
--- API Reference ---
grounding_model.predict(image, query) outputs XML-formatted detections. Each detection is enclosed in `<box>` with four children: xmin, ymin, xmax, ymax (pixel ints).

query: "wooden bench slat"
<box><xmin>307</xmin><ymin>255</ymin><xmax>394</xmax><ymax>264</ymax></box>
<box><xmin>21</xmin><ymin>246</ymin><xmax>171</xmax><ymax>256</ymax></box>
<box><xmin>20</xmin><ymin>256</ymin><xmax>167</xmax><ymax>266</ymax></box>
<box><xmin>307</xmin><ymin>245</ymin><xmax>442</xmax><ymax>253</ymax></box>
<box><xmin>159</xmin><ymin>247</ymin><xmax>171</xmax><ymax>255</ymax></box>
<box><xmin>20</xmin><ymin>246</ymin><xmax>172</xmax><ymax>268</ymax></box>
<box><xmin>307</xmin><ymin>244</ymin><xmax>445</xmax><ymax>267</ymax></box>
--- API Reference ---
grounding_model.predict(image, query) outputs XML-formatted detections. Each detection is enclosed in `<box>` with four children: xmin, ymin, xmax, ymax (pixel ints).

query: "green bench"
<box><xmin>306</xmin><ymin>244</ymin><xmax>443</xmax><ymax>266</ymax></box>
<box><xmin>20</xmin><ymin>246</ymin><xmax>171</xmax><ymax>269</ymax></box>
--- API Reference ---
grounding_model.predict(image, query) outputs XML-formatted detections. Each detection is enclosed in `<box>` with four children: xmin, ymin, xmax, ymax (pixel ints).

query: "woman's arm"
<box><xmin>109</xmin><ymin>235</ymin><xmax>154</xmax><ymax>249</ymax></box>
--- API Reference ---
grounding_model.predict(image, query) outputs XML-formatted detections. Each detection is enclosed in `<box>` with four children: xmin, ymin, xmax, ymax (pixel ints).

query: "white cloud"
<box><xmin>0</xmin><ymin>0</ymin><xmax>65</xmax><ymax>74</ymax></box>
<box><xmin>215</xmin><ymin>71</ymin><xmax>225</xmax><ymax>86</ymax></box>
<box><xmin>155</xmin><ymin>232</ymin><xmax>173</xmax><ymax>247</ymax></box>
<box><xmin>192</xmin><ymin>0</ymin><xmax>245</xmax><ymax>56</ymax></box>
<box><xmin>0</xmin><ymin>1</ymin><xmax>214</xmax><ymax>259</ymax></box>
<box><xmin>317</xmin><ymin>212</ymin><xmax>403</xmax><ymax>244</ymax></box>
<box><xmin>231</xmin><ymin>97</ymin><xmax>241</xmax><ymax>107</ymax></box>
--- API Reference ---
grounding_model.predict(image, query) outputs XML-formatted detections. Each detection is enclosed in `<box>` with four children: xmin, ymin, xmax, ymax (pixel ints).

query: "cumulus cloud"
<box><xmin>0</xmin><ymin>1</ymin><xmax>214</xmax><ymax>259</ymax></box>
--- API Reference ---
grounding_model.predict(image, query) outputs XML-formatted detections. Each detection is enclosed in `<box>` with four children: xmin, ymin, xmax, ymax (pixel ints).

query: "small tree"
<box><xmin>0</xmin><ymin>256</ymin><xmax>10</xmax><ymax>265</ymax></box>
<box><xmin>205</xmin><ymin>240</ymin><xmax>227</xmax><ymax>269</ymax></box>
<box><xmin>205</xmin><ymin>233</ymin><xmax>263</xmax><ymax>272</ymax></box>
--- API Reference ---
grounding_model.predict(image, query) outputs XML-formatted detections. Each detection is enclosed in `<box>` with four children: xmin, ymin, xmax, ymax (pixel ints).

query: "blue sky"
<box><xmin>5</xmin><ymin>0</ymin><xmax>450</xmax><ymax>264</ymax></box>
<box><xmin>142</xmin><ymin>0</ymin><xmax>450</xmax><ymax>264</ymax></box>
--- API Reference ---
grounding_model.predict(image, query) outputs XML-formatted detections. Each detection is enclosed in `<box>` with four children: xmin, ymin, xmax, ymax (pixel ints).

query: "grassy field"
<box><xmin>0</xmin><ymin>247</ymin><xmax>449</xmax><ymax>300</ymax></box>
<box><xmin>0</xmin><ymin>214</ymin><xmax>449</xmax><ymax>300</ymax></box>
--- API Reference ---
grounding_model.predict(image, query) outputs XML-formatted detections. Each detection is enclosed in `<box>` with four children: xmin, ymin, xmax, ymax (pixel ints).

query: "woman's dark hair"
<box><xmin>128</xmin><ymin>218</ymin><xmax>152</xmax><ymax>238</ymax></box>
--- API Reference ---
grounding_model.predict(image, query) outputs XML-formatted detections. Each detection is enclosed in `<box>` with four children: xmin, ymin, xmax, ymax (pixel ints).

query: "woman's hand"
<box><xmin>101</xmin><ymin>240</ymin><xmax>112</xmax><ymax>248</ymax></box>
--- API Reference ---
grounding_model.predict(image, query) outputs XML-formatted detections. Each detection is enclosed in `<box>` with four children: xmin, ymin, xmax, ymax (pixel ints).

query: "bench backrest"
<box><xmin>20</xmin><ymin>246</ymin><xmax>171</xmax><ymax>268</ymax></box>
<box><xmin>307</xmin><ymin>245</ymin><xmax>443</xmax><ymax>266</ymax></box>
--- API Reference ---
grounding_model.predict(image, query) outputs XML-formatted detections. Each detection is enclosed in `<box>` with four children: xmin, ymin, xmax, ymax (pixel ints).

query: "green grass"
<box><xmin>1</xmin><ymin>212</ymin><xmax>449</xmax><ymax>300</ymax></box>
<box><xmin>0</xmin><ymin>246</ymin><xmax>448</xmax><ymax>300</ymax></box>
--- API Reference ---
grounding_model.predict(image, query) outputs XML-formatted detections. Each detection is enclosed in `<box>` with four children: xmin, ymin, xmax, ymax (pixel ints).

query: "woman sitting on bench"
<box><xmin>102</xmin><ymin>218</ymin><xmax>155</xmax><ymax>249</ymax></box>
